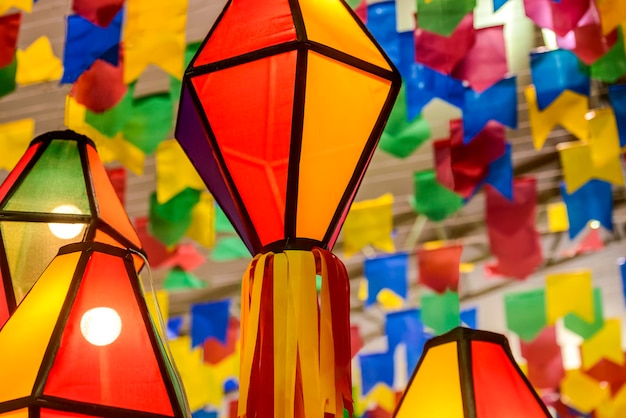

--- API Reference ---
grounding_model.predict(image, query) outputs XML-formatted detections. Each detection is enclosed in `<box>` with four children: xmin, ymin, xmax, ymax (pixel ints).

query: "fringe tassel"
<box><xmin>238</xmin><ymin>248</ymin><xmax>352</xmax><ymax>418</ymax></box>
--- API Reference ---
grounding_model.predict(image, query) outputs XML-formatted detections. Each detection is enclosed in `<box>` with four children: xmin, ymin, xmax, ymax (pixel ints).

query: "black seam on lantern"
<box><xmin>284</xmin><ymin>45</ymin><xmax>308</xmax><ymax>241</ymax></box>
<box><xmin>124</xmin><ymin>257</ymin><xmax>186</xmax><ymax>418</ymax></box>
<box><xmin>459</xmin><ymin>333</ymin><xmax>478</xmax><ymax>418</ymax></box>
<box><xmin>0</xmin><ymin>232</ymin><xmax>17</xmax><ymax>313</ymax></box>
<box><xmin>186</xmin><ymin>41</ymin><xmax>300</xmax><ymax>77</ymax></box>
<box><xmin>0</xmin><ymin>212</ymin><xmax>92</xmax><ymax>223</ymax></box>
<box><xmin>28</xmin><ymin>130</ymin><xmax>96</xmax><ymax>149</ymax></box>
<box><xmin>260</xmin><ymin>237</ymin><xmax>324</xmax><ymax>254</ymax></box>
<box><xmin>96</xmin><ymin>219</ymin><xmax>145</xmax><ymax>255</ymax></box>
<box><xmin>306</xmin><ymin>41</ymin><xmax>397</xmax><ymax>81</ymax></box>
<box><xmin>56</xmin><ymin>242</ymin><xmax>130</xmax><ymax>257</ymax></box>
<box><xmin>31</xmin><ymin>248</ymin><xmax>92</xmax><ymax>398</ymax></box>
<box><xmin>185</xmin><ymin>0</ymin><xmax>232</xmax><ymax>70</ymax></box>
<box><xmin>288</xmin><ymin>0</ymin><xmax>307</xmax><ymax>42</ymax></box>
<box><xmin>35</xmin><ymin>396</ymin><xmax>177</xmax><ymax>418</ymax></box>
<box><xmin>0</xmin><ymin>138</ymin><xmax>50</xmax><ymax>211</ymax></box>
<box><xmin>30</xmin><ymin>405</ymin><xmax>40</xmax><ymax>418</ymax></box>
<box><xmin>0</xmin><ymin>396</ymin><xmax>30</xmax><ymax>414</ymax></box>
<box><xmin>322</xmin><ymin>74</ymin><xmax>401</xmax><ymax>247</ymax></box>
<box><xmin>184</xmin><ymin>80</ymin><xmax>262</xmax><ymax>253</ymax></box>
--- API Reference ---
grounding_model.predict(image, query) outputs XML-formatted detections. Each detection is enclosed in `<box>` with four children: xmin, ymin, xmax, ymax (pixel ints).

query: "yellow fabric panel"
<box><xmin>298</xmin><ymin>0</ymin><xmax>391</xmax><ymax>71</ymax></box>
<box><xmin>545</xmin><ymin>270</ymin><xmax>594</xmax><ymax>325</ymax></box>
<box><xmin>0</xmin><ymin>252</ymin><xmax>80</xmax><ymax>403</ymax></box>
<box><xmin>297</xmin><ymin>52</ymin><xmax>391</xmax><ymax>241</ymax></box>
<box><xmin>395</xmin><ymin>342</ymin><xmax>464</xmax><ymax>418</ymax></box>
<box><xmin>0</xmin><ymin>409</ymin><xmax>29</xmax><ymax>418</ymax></box>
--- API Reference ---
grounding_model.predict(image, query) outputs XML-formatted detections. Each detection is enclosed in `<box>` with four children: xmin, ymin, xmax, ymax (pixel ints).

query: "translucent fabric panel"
<box><xmin>2</xmin><ymin>221</ymin><xmax>87</xmax><ymax>304</ymax></box>
<box><xmin>472</xmin><ymin>341</ymin><xmax>548</xmax><ymax>418</ymax></box>
<box><xmin>44</xmin><ymin>251</ymin><xmax>175</xmax><ymax>416</ymax></box>
<box><xmin>193</xmin><ymin>0</ymin><xmax>296</xmax><ymax>66</ymax></box>
<box><xmin>0</xmin><ymin>409</ymin><xmax>29</xmax><ymax>418</ymax></box>
<box><xmin>299</xmin><ymin>0</ymin><xmax>391</xmax><ymax>71</ymax></box>
<box><xmin>297</xmin><ymin>52</ymin><xmax>391</xmax><ymax>242</ymax></box>
<box><xmin>0</xmin><ymin>252</ymin><xmax>80</xmax><ymax>404</ymax></box>
<box><xmin>4</xmin><ymin>140</ymin><xmax>90</xmax><ymax>215</ymax></box>
<box><xmin>395</xmin><ymin>342</ymin><xmax>464</xmax><ymax>418</ymax></box>
<box><xmin>86</xmin><ymin>145</ymin><xmax>141</xmax><ymax>249</ymax></box>
<box><xmin>0</xmin><ymin>142</ymin><xmax>40</xmax><ymax>203</ymax></box>
<box><xmin>192</xmin><ymin>52</ymin><xmax>297</xmax><ymax>248</ymax></box>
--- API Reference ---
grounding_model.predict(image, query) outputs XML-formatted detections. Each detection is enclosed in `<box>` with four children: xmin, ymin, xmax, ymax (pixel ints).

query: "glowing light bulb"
<box><xmin>589</xmin><ymin>220</ymin><xmax>600</xmax><ymax>230</ymax></box>
<box><xmin>80</xmin><ymin>307</ymin><xmax>122</xmax><ymax>346</ymax></box>
<box><xmin>48</xmin><ymin>205</ymin><xmax>85</xmax><ymax>239</ymax></box>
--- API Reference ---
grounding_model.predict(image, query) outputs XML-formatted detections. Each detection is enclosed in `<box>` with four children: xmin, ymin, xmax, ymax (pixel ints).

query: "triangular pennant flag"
<box><xmin>186</xmin><ymin>192</ymin><xmax>215</xmax><ymax>248</ymax></box>
<box><xmin>385</xmin><ymin>309</ymin><xmax>428</xmax><ymax>374</ymax></box>
<box><xmin>560</xmin><ymin>370</ymin><xmax>611</xmax><ymax>414</ymax></box>
<box><xmin>608</xmin><ymin>84</ymin><xmax>626</xmax><ymax>148</ymax></box>
<box><xmin>149</xmin><ymin>189</ymin><xmax>201</xmax><ymax>247</ymax></box>
<box><xmin>0</xmin><ymin>0</ymin><xmax>32</xmax><ymax>14</ymax></box>
<box><xmin>156</xmin><ymin>139</ymin><xmax>206</xmax><ymax>204</ymax></box>
<box><xmin>519</xmin><ymin>326</ymin><xmax>564</xmax><ymax>390</ymax></box>
<box><xmin>163</xmin><ymin>267</ymin><xmax>206</xmax><ymax>291</ymax></box>
<box><xmin>590</xmin><ymin>27</ymin><xmax>626</xmax><ymax>83</ymax></box>
<box><xmin>411</xmin><ymin>170</ymin><xmax>464</xmax><ymax>222</ymax></box>
<box><xmin>564</xmin><ymin>288</ymin><xmax>604</xmax><ymax>340</ymax></box>
<box><xmin>580</xmin><ymin>319</ymin><xmax>623</xmax><ymax>370</ymax></box>
<box><xmin>547</xmin><ymin>201</ymin><xmax>569</xmax><ymax>233</ymax></box>
<box><xmin>0</xmin><ymin>53</ymin><xmax>17</xmax><ymax>97</ymax></box>
<box><xmin>358</xmin><ymin>352</ymin><xmax>395</xmax><ymax>396</ymax></box>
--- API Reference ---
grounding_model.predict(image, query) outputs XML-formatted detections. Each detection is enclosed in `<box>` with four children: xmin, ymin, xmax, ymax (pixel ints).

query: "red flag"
<box><xmin>204</xmin><ymin>318</ymin><xmax>239</xmax><ymax>365</ymax></box>
<box><xmin>485</xmin><ymin>177</ymin><xmax>543</xmax><ymax>279</ymax></box>
<box><xmin>417</xmin><ymin>244</ymin><xmax>463</xmax><ymax>293</ymax></box>
<box><xmin>585</xmin><ymin>353</ymin><xmax>626</xmax><ymax>396</ymax></box>
<box><xmin>350</xmin><ymin>324</ymin><xmax>364</xmax><ymax>358</ymax></box>
<box><xmin>0</xmin><ymin>13</ymin><xmax>21</xmax><ymax>67</ymax></box>
<box><xmin>520</xmin><ymin>326</ymin><xmax>564</xmax><ymax>390</ymax></box>
<box><xmin>72</xmin><ymin>0</ymin><xmax>125</xmax><ymax>27</ymax></box>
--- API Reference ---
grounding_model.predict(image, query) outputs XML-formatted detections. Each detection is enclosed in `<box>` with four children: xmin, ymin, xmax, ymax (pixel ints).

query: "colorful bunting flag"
<box><xmin>525</xmin><ymin>85</ymin><xmax>589</xmax><ymax>150</ymax></box>
<box><xmin>0</xmin><ymin>54</ymin><xmax>17</xmax><ymax>97</ymax></box>
<box><xmin>343</xmin><ymin>193</ymin><xmax>395</xmax><ymax>258</ymax></box>
<box><xmin>359</xmin><ymin>352</ymin><xmax>395</xmax><ymax>396</ymax></box>
<box><xmin>504</xmin><ymin>288</ymin><xmax>547</xmax><ymax>341</ymax></box>
<box><xmin>405</xmin><ymin>63</ymin><xmax>465</xmax><ymax>119</ymax></box>
<box><xmin>191</xmin><ymin>299</ymin><xmax>231</xmax><ymax>347</ymax></box>
<box><xmin>524</xmin><ymin>0</ymin><xmax>587</xmax><ymax>36</ymax></box>
<box><xmin>560</xmin><ymin>370</ymin><xmax>611</xmax><ymax>414</ymax></box>
<box><xmin>144</xmin><ymin>289</ymin><xmax>169</xmax><ymax>338</ymax></box>
<box><xmin>122</xmin><ymin>92</ymin><xmax>174</xmax><ymax>154</ymax></box>
<box><xmin>545</xmin><ymin>270</ymin><xmax>595</xmax><ymax>325</ymax></box>
<box><xmin>364</xmin><ymin>253</ymin><xmax>408</xmax><ymax>306</ymax></box>
<box><xmin>608</xmin><ymin>84</ymin><xmax>626</xmax><ymax>148</ymax></box>
<box><xmin>0</xmin><ymin>13</ymin><xmax>21</xmax><ymax>67</ymax></box>
<box><xmin>204</xmin><ymin>317</ymin><xmax>239</xmax><ymax>365</ymax></box>
<box><xmin>0</xmin><ymin>0</ymin><xmax>32</xmax><ymax>14</ymax></box>
<box><xmin>215</xmin><ymin>204</ymin><xmax>235</xmax><ymax>234</ymax></box>
<box><xmin>494</xmin><ymin>0</ymin><xmax>509</xmax><ymax>11</ymax></box>
<box><xmin>411</xmin><ymin>170</ymin><xmax>464</xmax><ymax>222</ymax></box>
<box><xmin>61</xmin><ymin>9</ymin><xmax>122</xmax><ymax>83</ymax></box>
<box><xmin>15</xmin><ymin>35</ymin><xmax>63</xmax><ymax>85</ymax></box>
<box><xmin>585</xmin><ymin>353</ymin><xmax>626</xmax><ymax>397</ymax></box>
<box><xmin>485</xmin><ymin>178</ymin><xmax>543</xmax><ymax>279</ymax></box>
<box><xmin>484</xmin><ymin>142</ymin><xmax>514</xmax><ymax>200</ymax></box>
<box><xmin>460</xmin><ymin>307</ymin><xmax>477</xmax><ymax>329</ymax></box>
<box><xmin>596</xmin><ymin>0</ymin><xmax>626</xmax><ymax>35</ymax></box>
<box><xmin>416</xmin><ymin>0</ymin><xmax>476</xmax><ymax>36</ymax></box>
<box><xmin>156</xmin><ymin>139</ymin><xmax>207</xmax><ymax>203</ymax></box>
<box><xmin>420</xmin><ymin>290</ymin><xmax>460</xmax><ymax>335</ymax></box>
<box><xmin>590</xmin><ymin>27</ymin><xmax>626</xmax><ymax>82</ymax></box>
<box><xmin>123</xmin><ymin>0</ymin><xmax>188</xmax><ymax>83</ymax></box>
<box><xmin>167</xmin><ymin>316</ymin><xmax>184</xmax><ymax>339</ymax></box>
<box><xmin>163</xmin><ymin>267</ymin><xmax>206</xmax><ymax>291</ymax></box>
<box><xmin>351</xmin><ymin>325</ymin><xmax>364</xmax><ymax>358</ymax></box>
<box><xmin>417</xmin><ymin>244</ymin><xmax>463</xmax><ymax>293</ymax></box>
<box><xmin>211</xmin><ymin>236</ymin><xmax>250</xmax><ymax>262</ymax></box>
<box><xmin>547</xmin><ymin>201</ymin><xmax>570</xmax><ymax>233</ymax></box>
<box><xmin>519</xmin><ymin>326</ymin><xmax>564</xmax><ymax>390</ymax></box>
<box><xmin>168</xmin><ymin>337</ymin><xmax>215</xmax><ymax>411</ymax></box>
<box><xmin>580</xmin><ymin>318</ymin><xmax>623</xmax><ymax>370</ymax></box>
<box><xmin>148</xmin><ymin>188</ymin><xmax>201</xmax><ymax>247</ymax></box>
<box><xmin>72</xmin><ymin>0</ymin><xmax>125</xmax><ymax>27</ymax></box>
<box><xmin>561</xmin><ymin>180</ymin><xmax>613</xmax><ymax>239</ymax></box>
<box><xmin>621</xmin><ymin>258</ymin><xmax>626</xmax><ymax>305</ymax></box>
<box><xmin>186</xmin><ymin>192</ymin><xmax>215</xmax><ymax>249</ymax></box>
<box><xmin>385</xmin><ymin>308</ymin><xmax>427</xmax><ymax>375</ymax></box>
<box><xmin>0</xmin><ymin>118</ymin><xmax>34</xmax><ymax>170</ymax></box>
<box><xmin>71</xmin><ymin>48</ymin><xmax>126</xmax><ymax>113</ymax></box>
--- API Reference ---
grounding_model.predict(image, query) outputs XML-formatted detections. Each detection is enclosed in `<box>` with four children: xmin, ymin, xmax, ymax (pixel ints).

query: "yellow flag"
<box><xmin>343</xmin><ymin>193</ymin><xmax>395</xmax><ymax>258</ymax></box>
<box><xmin>377</xmin><ymin>289</ymin><xmax>404</xmax><ymax>310</ymax></box>
<box><xmin>205</xmin><ymin>349</ymin><xmax>240</xmax><ymax>407</ymax></box>
<box><xmin>560</xmin><ymin>369</ymin><xmax>611</xmax><ymax>413</ymax></box>
<box><xmin>144</xmin><ymin>289</ymin><xmax>168</xmax><ymax>339</ymax></box>
<box><xmin>186</xmin><ymin>192</ymin><xmax>215</xmax><ymax>248</ymax></box>
<box><xmin>0</xmin><ymin>118</ymin><xmax>34</xmax><ymax>170</ymax></box>
<box><xmin>155</xmin><ymin>139</ymin><xmax>206</xmax><ymax>203</ymax></box>
<box><xmin>545</xmin><ymin>270</ymin><xmax>594</xmax><ymax>325</ymax></box>
<box><xmin>0</xmin><ymin>0</ymin><xmax>32</xmax><ymax>14</ymax></box>
<box><xmin>16</xmin><ymin>36</ymin><xmax>63</xmax><ymax>85</ymax></box>
<box><xmin>168</xmin><ymin>336</ymin><xmax>214</xmax><ymax>412</ymax></box>
<box><xmin>596</xmin><ymin>0</ymin><xmax>626</xmax><ymax>35</ymax></box>
<box><xmin>596</xmin><ymin>385</ymin><xmax>626</xmax><ymax>418</ymax></box>
<box><xmin>65</xmin><ymin>96</ymin><xmax>146</xmax><ymax>175</ymax></box>
<box><xmin>358</xmin><ymin>279</ymin><xmax>368</xmax><ymax>302</ymax></box>
<box><xmin>558</xmin><ymin>110</ymin><xmax>625</xmax><ymax>193</ymax></box>
<box><xmin>123</xmin><ymin>0</ymin><xmax>189</xmax><ymax>83</ymax></box>
<box><xmin>581</xmin><ymin>318</ymin><xmax>623</xmax><ymax>370</ymax></box>
<box><xmin>547</xmin><ymin>202</ymin><xmax>569</xmax><ymax>233</ymax></box>
<box><xmin>362</xmin><ymin>383</ymin><xmax>397</xmax><ymax>414</ymax></box>
<box><xmin>525</xmin><ymin>85</ymin><xmax>589</xmax><ymax>150</ymax></box>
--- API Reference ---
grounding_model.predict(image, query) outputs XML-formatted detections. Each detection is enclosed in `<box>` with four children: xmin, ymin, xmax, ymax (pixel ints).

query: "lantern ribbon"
<box><xmin>239</xmin><ymin>248</ymin><xmax>352</xmax><ymax>418</ymax></box>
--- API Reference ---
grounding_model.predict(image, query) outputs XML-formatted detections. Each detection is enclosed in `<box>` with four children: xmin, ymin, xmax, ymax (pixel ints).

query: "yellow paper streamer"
<box><xmin>144</xmin><ymin>289</ymin><xmax>168</xmax><ymax>339</ymax></box>
<box><xmin>155</xmin><ymin>139</ymin><xmax>206</xmax><ymax>203</ymax></box>
<box><xmin>186</xmin><ymin>192</ymin><xmax>215</xmax><ymax>248</ymax></box>
<box><xmin>560</xmin><ymin>369</ymin><xmax>611</xmax><ymax>413</ymax></box>
<box><xmin>558</xmin><ymin>108</ymin><xmax>624</xmax><ymax>193</ymax></box>
<box><xmin>123</xmin><ymin>0</ymin><xmax>189</xmax><ymax>83</ymax></box>
<box><xmin>0</xmin><ymin>0</ymin><xmax>32</xmax><ymax>14</ymax></box>
<box><xmin>0</xmin><ymin>118</ymin><xmax>34</xmax><ymax>171</ymax></box>
<box><xmin>546</xmin><ymin>270</ymin><xmax>595</xmax><ymax>325</ymax></box>
<box><xmin>343</xmin><ymin>193</ymin><xmax>395</xmax><ymax>258</ymax></box>
<box><xmin>581</xmin><ymin>318</ymin><xmax>623</xmax><ymax>370</ymax></box>
<box><xmin>547</xmin><ymin>202</ymin><xmax>569</xmax><ymax>233</ymax></box>
<box><xmin>15</xmin><ymin>36</ymin><xmax>63</xmax><ymax>85</ymax></box>
<box><xmin>318</xmin><ymin>251</ymin><xmax>337</xmax><ymax>415</ymax></box>
<box><xmin>525</xmin><ymin>85</ymin><xmax>589</xmax><ymax>150</ymax></box>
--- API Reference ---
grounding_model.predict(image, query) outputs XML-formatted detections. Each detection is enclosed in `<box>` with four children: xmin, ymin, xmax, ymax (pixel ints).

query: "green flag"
<box><xmin>163</xmin><ymin>267</ymin><xmax>206</xmax><ymax>291</ymax></box>
<box><xmin>563</xmin><ymin>288</ymin><xmax>604</xmax><ymax>340</ymax></box>
<box><xmin>211</xmin><ymin>236</ymin><xmax>251</xmax><ymax>262</ymax></box>
<box><xmin>421</xmin><ymin>290</ymin><xmax>460</xmax><ymax>335</ymax></box>
<box><xmin>504</xmin><ymin>288</ymin><xmax>546</xmax><ymax>341</ymax></box>
<box><xmin>0</xmin><ymin>56</ymin><xmax>17</xmax><ymax>98</ymax></box>
<box><xmin>149</xmin><ymin>188</ymin><xmax>201</xmax><ymax>246</ymax></box>
<box><xmin>411</xmin><ymin>170</ymin><xmax>464</xmax><ymax>222</ymax></box>
<box><xmin>416</xmin><ymin>0</ymin><xmax>476</xmax><ymax>36</ymax></box>
<box><xmin>590</xmin><ymin>28</ymin><xmax>626</xmax><ymax>83</ymax></box>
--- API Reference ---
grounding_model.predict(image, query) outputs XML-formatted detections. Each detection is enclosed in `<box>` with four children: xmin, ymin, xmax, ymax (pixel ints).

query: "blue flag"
<box><xmin>406</xmin><ymin>63</ymin><xmax>465</xmax><ymax>119</ymax></box>
<box><xmin>190</xmin><ymin>299</ymin><xmax>231</xmax><ymax>347</ymax></box>
<box><xmin>460</xmin><ymin>307</ymin><xmax>478</xmax><ymax>329</ymax></box>
<box><xmin>608</xmin><ymin>84</ymin><xmax>626</xmax><ymax>148</ymax></box>
<box><xmin>620</xmin><ymin>257</ymin><xmax>626</xmax><ymax>306</ymax></box>
<box><xmin>385</xmin><ymin>309</ymin><xmax>429</xmax><ymax>374</ymax></box>
<box><xmin>167</xmin><ymin>316</ymin><xmax>184</xmax><ymax>340</ymax></box>
<box><xmin>359</xmin><ymin>351</ymin><xmax>395</xmax><ymax>395</ymax></box>
<box><xmin>561</xmin><ymin>180</ymin><xmax>613</xmax><ymax>239</ymax></box>
<box><xmin>485</xmin><ymin>142</ymin><xmax>513</xmax><ymax>200</ymax></box>
<box><xmin>494</xmin><ymin>0</ymin><xmax>509</xmax><ymax>10</ymax></box>
<box><xmin>364</xmin><ymin>252</ymin><xmax>408</xmax><ymax>306</ymax></box>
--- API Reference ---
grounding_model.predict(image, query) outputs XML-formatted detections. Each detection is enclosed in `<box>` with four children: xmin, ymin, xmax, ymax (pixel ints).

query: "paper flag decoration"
<box><xmin>558</xmin><ymin>110</ymin><xmax>624</xmax><ymax>194</ymax></box>
<box><xmin>359</xmin><ymin>352</ymin><xmax>395</xmax><ymax>396</ymax></box>
<box><xmin>416</xmin><ymin>0</ymin><xmax>476</xmax><ymax>36</ymax></box>
<box><xmin>530</xmin><ymin>49</ymin><xmax>590</xmax><ymax>110</ymax></box>
<box><xmin>485</xmin><ymin>178</ymin><xmax>543</xmax><ymax>280</ymax></box>
<box><xmin>504</xmin><ymin>288</ymin><xmax>547</xmax><ymax>341</ymax></box>
<box><xmin>123</xmin><ymin>0</ymin><xmax>188</xmax><ymax>83</ymax></box>
<box><xmin>379</xmin><ymin>85</ymin><xmax>431</xmax><ymax>158</ymax></box>
<box><xmin>420</xmin><ymin>290</ymin><xmax>460</xmax><ymax>335</ymax></box>
<box><xmin>417</xmin><ymin>244</ymin><xmax>463</xmax><ymax>293</ymax></box>
<box><xmin>156</xmin><ymin>139</ymin><xmax>206</xmax><ymax>203</ymax></box>
<box><xmin>343</xmin><ymin>193</ymin><xmax>395</xmax><ymax>258</ymax></box>
<box><xmin>580</xmin><ymin>318</ymin><xmax>623</xmax><ymax>370</ymax></box>
<box><xmin>168</xmin><ymin>337</ymin><xmax>214</xmax><ymax>412</ymax></box>
<box><xmin>405</xmin><ymin>63</ymin><xmax>465</xmax><ymax>119</ymax></box>
<box><xmin>621</xmin><ymin>258</ymin><xmax>626</xmax><ymax>304</ymax></box>
<box><xmin>564</xmin><ymin>288</ymin><xmax>604</xmax><ymax>340</ymax></box>
<box><xmin>560</xmin><ymin>370</ymin><xmax>611</xmax><ymax>414</ymax></box>
<box><xmin>545</xmin><ymin>270</ymin><xmax>594</xmax><ymax>325</ymax></box>
<box><xmin>524</xmin><ymin>0</ymin><xmax>588</xmax><ymax>36</ymax></box>
<box><xmin>72</xmin><ymin>0</ymin><xmax>125</xmax><ymax>27</ymax></box>
<box><xmin>411</xmin><ymin>170</ymin><xmax>464</xmax><ymax>222</ymax></box>
<box><xmin>452</xmin><ymin>25</ymin><xmax>508</xmax><ymax>92</ymax></box>
<box><xmin>561</xmin><ymin>180</ymin><xmax>613</xmax><ymax>239</ymax></box>
<box><xmin>71</xmin><ymin>47</ymin><xmax>125</xmax><ymax>113</ymax></box>
<box><xmin>596</xmin><ymin>0</ymin><xmax>626</xmax><ymax>35</ymax></box>
<box><xmin>462</xmin><ymin>76</ymin><xmax>517</xmax><ymax>142</ymax></box>
<box><xmin>525</xmin><ymin>85</ymin><xmax>589</xmax><ymax>150</ymax></box>
<box><xmin>520</xmin><ymin>326</ymin><xmax>564</xmax><ymax>390</ymax></box>
<box><xmin>414</xmin><ymin>13</ymin><xmax>475</xmax><ymax>75</ymax></box>
<box><xmin>210</xmin><ymin>236</ymin><xmax>250</xmax><ymax>262</ymax></box>
<box><xmin>204</xmin><ymin>317</ymin><xmax>239</xmax><ymax>365</ymax></box>
<box><xmin>608</xmin><ymin>84</ymin><xmax>626</xmax><ymax>148</ymax></box>
<box><xmin>547</xmin><ymin>201</ymin><xmax>570</xmax><ymax>232</ymax></box>
<box><xmin>585</xmin><ymin>353</ymin><xmax>626</xmax><ymax>397</ymax></box>
<box><xmin>191</xmin><ymin>299</ymin><xmax>231</xmax><ymax>347</ymax></box>
<box><xmin>460</xmin><ymin>307</ymin><xmax>477</xmax><ymax>329</ymax></box>
<box><xmin>351</xmin><ymin>325</ymin><xmax>364</xmax><ymax>358</ymax></box>
<box><xmin>149</xmin><ymin>189</ymin><xmax>201</xmax><ymax>247</ymax></box>
<box><xmin>494</xmin><ymin>0</ymin><xmax>509</xmax><ymax>11</ymax></box>
<box><xmin>385</xmin><ymin>309</ymin><xmax>427</xmax><ymax>374</ymax></box>
<box><xmin>215</xmin><ymin>204</ymin><xmax>235</xmax><ymax>234</ymax></box>
<box><xmin>0</xmin><ymin>118</ymin><xmax>34</xmax><ymax>171</ymax></box>
<box><xmin>561</xmin><ymin>16</ymin><xmax>618</xmax><ymax>66</ymax></box>
<box><xmin>590</xmin><ymin>28</ymin><xmax>626</xmax><ymax>83</ymax></box>
<box><xmin>15</xmin><ymin>36</ymin><xmax>63</xmax><ymax>85</ymax></box>
<box><xmin>0</xmin><ymin>13</ymin><xmax>21</xmax><ymax>67</ymax></box>
<box><xmin>0</xmin><ymin>0</ymin><xmax>31</xmax><ymax>14</ymax></box>
<box><xmin>123</xmin><ymin>92</ymin><xmax>174</xmax><ymax>154</ymax></box>
<box><xmin>186</xmin><ymin>192</ymin><xmax>215</xmax><ymax>248</ymax></box>
<box><xmin>484</xmin><ymin>142</ymin><xmax>513</xmax><ymax>200</ymax></box>
<box><xmin>144</xmin><ymin>289</ymin><xmax>169</xmax><ymax>338</ymax></box>
<box><xmin>163</xmin><ymin>267</ymin><xmax>206</xmax><ymax>291</ymax></box>
<box><xmin>364</xmin><ymin>253</ymin><xmax>408</xmax><ymax>306</ymax></box>
<box><xmin>0</xmin><ymin>54</ymin><xmax>17</xmax><ymax>97</ymax></box>
<box><xmin>61</xmin><ymin>9</ymin><xmax>122</xmax><ymax>83</ymax></box>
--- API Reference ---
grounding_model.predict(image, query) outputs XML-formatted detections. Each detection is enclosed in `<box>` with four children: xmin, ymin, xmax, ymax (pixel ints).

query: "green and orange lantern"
<box><xmin>175</xmin><ymin>0</ymin><xmax>401</xmax><ymax>416</ymax></box>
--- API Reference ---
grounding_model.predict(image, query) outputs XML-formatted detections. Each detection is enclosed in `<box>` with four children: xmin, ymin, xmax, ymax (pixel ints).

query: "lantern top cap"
<box><xmin>425</xmin><ymin>326</ymin><xmax>510</xmax><ymax>350</ymax></box>
<box><xmin>29</xmin><ymin>129</ymin><xmax>96</xmax><ymax>149</ymax></box>
<box><xmin>57</xmin><ymin>241</ymin><xmax>137</xmax><ymax>261</ymax></box>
